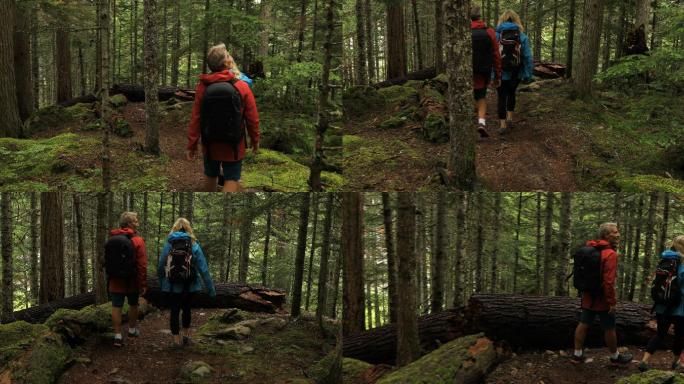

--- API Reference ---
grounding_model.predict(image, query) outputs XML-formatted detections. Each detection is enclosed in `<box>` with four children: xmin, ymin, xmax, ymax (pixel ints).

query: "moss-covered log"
<box><xmin>533</xmin><ymin>62</ymin><xmax>567</xmax><ymax>78</ymax></box>
<box><xmin>9</xmin><ymin>279</ymin><xmax>287</xmax><ymax>324</ymax></box>
<box><xmin>376</xmin><ymin>333</ymin><xmax>506</xmax><ymax>384</ymax></box>
<box><xmin>373</xmin><ymin>68</ymin><xmax>437</xmax><ymax>89</ymax></box>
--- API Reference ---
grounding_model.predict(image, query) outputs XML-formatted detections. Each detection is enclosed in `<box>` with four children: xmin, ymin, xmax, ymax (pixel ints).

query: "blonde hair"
<box><xmin>227</xmin><ymin>55</ymin><xmax>242</xmax><ymax>77</ymax></box>
<box><xmin>498</xmin><ymin>10</ymin><xmax>525</xmax><ymax>32</ymax></box>
<box><xmin>673</xmin><ymin>235</ymin><xmax>684</xmax><ymax>255</ymax></box>
<box><xmin>598</xmin><ymin>222</ymin><xmax>618</xmax><ymax>240</ymax></box>
<box><xmin>119</xmin><ymin>212</ymin><xmax>138</xmax><ymax>228</ymax></box>
<box><xmin>169</xmin><ymin>217</ymin><xmax>196</xmax><ymax>243</ymax></box>
<box><xmin>207</xmin><ymin>43</ymin><xmax>229</xmax><ymax>73</ymax></box>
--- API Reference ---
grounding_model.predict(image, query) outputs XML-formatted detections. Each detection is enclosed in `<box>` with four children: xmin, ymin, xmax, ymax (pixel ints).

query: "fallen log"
<box><xmin>343</xmin><ymin>294</ymin><xmax>657</xmax><ymax>365</ymax></box>
<box><xmin>8</xmin><ymin>279</ymin><xmax>287</xmax><ymax>324</ymax></box>
<box><xmin>57</xmin><ymin>94</ymin><xmax>98</xmax><ymax>107</ymax></box>
<box><xmin>533</xmin><ymin>61</ymin><xmax>567</xmax><ymax>79</ymax></box>
<box><xmin>374</xmin><ymin>68</ymin><xmax>437</xmax><ymax>89</ymax></box>
<box><xmin>111</xmin><ymin>84</ymin><xmax>187</xmax><ymax>102</ymax></box>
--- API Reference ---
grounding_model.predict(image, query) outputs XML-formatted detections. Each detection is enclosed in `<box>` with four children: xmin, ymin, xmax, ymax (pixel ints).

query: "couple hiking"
<box><xmin>471</xmin><ymin>7</ymin><xmax>533</xmax><ymax>138</ymax></box>
<box><xmin>187</xmin><ymin>43</ymin><xmax>260</xmax><ymax>192</ymax></box>
<box><xmin>572</xmin><ymin>223</ymin><xmax>684</xmax><ymax>371</ymax></box>
<box><xmin>105</xmin><ymin>212</ymin><xmax>216</xmax><ymax>348</ymax></box>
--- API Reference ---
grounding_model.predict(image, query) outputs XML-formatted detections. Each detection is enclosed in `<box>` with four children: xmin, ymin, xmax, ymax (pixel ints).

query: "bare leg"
<box><xmin>204</xmin><ymin>176</ymin><xmax>218</xmax><ymax>192</ymax></box>
<box><xmin>641</xmin><ymin>351</ymin><xmax>652</xmax><ymax>363</ymax></box>
<box><xmin>128</xmin><ymin>305</ymin><xmax>139</xmax><ymax>329</ymax></box>
<box><xmin>605</xmin><ymin>329</ymin><xmax>618</xmax><ymax>354</ymax></box>
<box><xmin>112</xmin><ymin>307</ymin><xmax>122</xmax><ymax>334</ymax></box>
<box><xmin>507</xmin><ymin>111</ymin><xmax>514</xmax><ymax>122</ymax></box>
<box><xmin>223</xmin><ymin>180</ymin><xmax>241</xmax><ymax>192</ymax></box>
<box><xmin>477</xmin><ymin>99</ymin><xmax>487</xmax><ymax>120</ymax></box>
<box><xmin>574</xmin><ymin>322</ymin><xmax>589</xmax><ymax>351</ymax></box>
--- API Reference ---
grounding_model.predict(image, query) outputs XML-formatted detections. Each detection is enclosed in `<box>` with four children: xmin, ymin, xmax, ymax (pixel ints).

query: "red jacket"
<box><xmin>471</xmin><ymin>20</ymin><xmax>502</xmax><ymax>89</ymax></box>
<box><xmin>107</xmin><ymin>228</ymin><xmax>148</xmax><ymax>294</ymax></box>
<box><xmin>581</xmin><ymin>239</ymin><xmax>618</xmax><ymax>311</ymax></box>
<box><xmin>187</xmin><ymin>70</ymin><xmax>260</xmax><ymax>162</ymax></box>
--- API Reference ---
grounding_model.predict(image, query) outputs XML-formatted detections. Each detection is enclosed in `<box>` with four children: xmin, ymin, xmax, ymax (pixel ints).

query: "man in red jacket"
<box><xmin>572</xmin><ymin>222</ymin><xmax>633</xmax><ymax>365</ymax></box>
<box><xmin>187</xmin><ymin>43</ymin><xmax>260</xmax><ymax>192</ymax></box>
<box><xmin>107</xmin><ymin>212</ymin><xmax>147</xmax><ymax>347</ymax></box>
<box><xmin>471</xmin><ymin>5</ymin><xmax>502</xmax><ymax>138</ymax></box>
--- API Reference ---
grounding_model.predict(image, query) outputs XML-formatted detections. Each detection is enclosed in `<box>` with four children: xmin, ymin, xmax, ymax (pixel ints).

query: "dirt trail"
<box><xmin>344</xmin><ymin>85</ymin><xmax>584</xmax><ymax>191</ymax></box>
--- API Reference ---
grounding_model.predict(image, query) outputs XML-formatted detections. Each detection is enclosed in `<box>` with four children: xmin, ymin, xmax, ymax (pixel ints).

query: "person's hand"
<box><xmin>141</xmin><ymin>287</ymin><xmax>147</xmax><ymax>296</ymax></box>
<box><xmin>609</xmin><ymin>305</ymin><xmax>616</xmax><ymax>314</ymax></box>
<box><xmin>186</xmin><ymin>149</ymin><xmax>196</xmax><ymax>161</ymax></box>
<box><xmin>252</xmin><ymin>141</ymin><xmax>260</xmax><ymax>155</ymax></box>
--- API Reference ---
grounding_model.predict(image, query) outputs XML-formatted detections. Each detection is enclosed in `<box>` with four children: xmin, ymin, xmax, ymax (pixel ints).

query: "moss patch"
<box><xmin>109</xmin><ymin>94</ymin><xmax>129</xmax><ymax>108</ymax></box>
<box><xmin>377</xmin><ymin>85</ymin><xmax>419</xmax><ymax>105</ymax></box>
<box><xmin>242</xmin><ymin>149</ymin><xmax>343</xmax><ymax>191</ymax></box>
<box><xmin>0</xmin><ymin>321</ymin><xmax>47</xmax><ymax>370</ymax></box>
<box><xmin>8</xmin><ymin>332</ymin><xmax>72</xmax><ymax>384</ymax></box>
<box><xmin>0</xmin><ymin>133</ymin><xmax>102</xmax><ymax>192</ymax></box>
<box><xmin>25</xmin><ymin>103</ymin><xmax>95</xmax><ymax>135</ymax></box>
<box><xmin>615</xmin><ymin>174</ymin><xmax>684</xmax><ymax>193</ymax></box>
<box><xmin>617</xmin><ymin>370</ymin><xmax>684</xmax><ymax>384</ymax></box>
<box><xmin>422</xmin><ymin>112</ymin><xmax>449</xmax><ymax>143</ymax></box>
<box><xmin>378</xmin><ymin>116</ymin><xmax>408</xmax><ymax>130</ymax></box>
<box><xmin>342</xmin><ymin>358</ymin><xmax>374</xmax><ymax>381</ymax></box>
<box><xmin>113</xmin><ymin>151</ymin><xmax>169</xmax><ymax>191</ymax></box>
<box><xmin>342</xmin><ymin>86</ymin><xmax>386</xmax><ymax>119</ymax></box>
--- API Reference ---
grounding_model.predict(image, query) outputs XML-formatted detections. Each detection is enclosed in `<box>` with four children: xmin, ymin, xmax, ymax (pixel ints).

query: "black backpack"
<box><xmin>165</xmin><ymin>238</ymin><xmax>196</xmax><ymax>285</ymax></box>
<box><xmin>104</xmin><ymin>234</ymin><xmax>136</xmax><ymax>278</ymax></box>
<box><xmin>572</xmin><ymin>245</ymin><xmax>603</xmax><ymax>296</ymax></box>
<box><xmin>651</xmin><ymin>258</ymin><xmax>681</xmax><ymax>307</ymax></box>
<box><xmin>472</xmin><ymin>28</ymin><xmax>494</xmax><ymax>76</ymax></box>
<box><xmin>200</xmin><ymin>79</ymin><xmax>244</xmax><ymax>160</ymax></box>
<box><xmin>499</xmin><ymin>29</ymin><xmax>522</xmax><ymax>73</ymax></box>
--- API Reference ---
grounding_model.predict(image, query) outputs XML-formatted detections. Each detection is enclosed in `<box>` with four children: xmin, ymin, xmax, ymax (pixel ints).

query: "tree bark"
<box><xmin>638</xmin><ymin>192</ymin><xmax>658</xmax><ymax>302</ymax></box>
<box><xmin>411</xmin><ymin>0</ymin><xmax>423</xmax><ymax>70</ymax></box>
<box><xmin>170</xmin><ymin>0</ymin><xmax>180</xmax><ymax>86</ymax></box>
<box><xmin>305</xmin><ymin>195</ymin><xmax>319</xmax><ymax>311</ymax></box>
<box><xmin>355</xmin><ymin>0</ymin><xmax>368</xmax><ymax>84</ymax></box>
<box><xmin>261</xmin><ymin>207</ymin><xmax>271</xmax><ymax>286</ymax></box>
<box><xmin>202</xmin><ymin>0</ymin><xmax>210</xmax><ymax>73</ymax></box>
<box><xmin>556</xmin><ymin>193</ymin><xmax>572</xmax><ymax>296</ymax></box>
<box><xmin>573</xmin><ymin>0</ymin><xmax>605</xmax><ymax>97</ymax></box>
<box><xmin>513</xmin><ymin>193</ymin><xmax>523</xmax><ymax>293</ymax></box>
<box><xmin>535</xmin><ymin>192</ymin><xmax>542</xmax><ymax>294</ymax></box>
<box><xmin>343</xmin><ymin>193</ymin><xmax>365</xmax><ymax>336</ymax></box>
<box><xmin>291</xmin><ymin>193</ymin><xmax>311</xmax><ymax>318</ymax></box>
<box><xmin>628</xmin><ymin>196</ymin><xmax>644</xmax><ymax>301</ymax></box>
<box><xmin>382</xmin><ymin>192</ymin><xmax>398</xmax><ymax>323</ymax></box>
<box><xmin>658</xmin><ymin>192</ymin><xmax>670</xmax><ymax>256</ymax></box>
<box><xmin>238</xmin><ymin>194</ymin><xmax>254</xmax><ymax>283</ymax></box>
<box><xmin>73</xmin><ymin>195</ymin><xmax>87</xmax><ymax>294</ymax></box>
<box><xmin>566</xmin><ymin>0</ymin><xmax>576</xmax><ymax>78</ymax></box>
<box><xmin>432</xmin><ymin>192</ymin><xmax>446</xmax><ymax>312</ymax></box>
<box><xmin>316</xmin><ymin>194</ymin><xmax>334</xmax><ymax>326</ymax></box>
<box><xmin>533</xmin><ymin>0</ymin><xmax>543</xmax><ymax>61</ymax></box>
<box><xmin>56</xmin><ymin>4</ymin><xmax>73</xmax><ymax>104</ymax></box>
<box><xmin>94</xmin><ymin>193</ymin><xmax>108</xmax><ymax>304</ymax></box>
<box><xmin>1</xmin><ymin>193</ymin><xmax>13</xmax><ymax>322</ymax></box>
<box><xmin>143</xmin><ymin>0</ymin><xmax>160</xmax><ymax>155</ymax></box>
<box><xmin>14</xmin><ymin>2</ymin><xmax>34</xmax><ymax>122</ymax></box>
<box><xmin>364</xmin><ymin>0</ymin><xmax>375</xmax><ymax>83</ymax></box>
<box><xmin>39</xmin><ymin>193</ymin><xmax>65</xmax><ymax>304</ymax></box>
<box><xmin>434</xmin><ymin>0</ymin><xmax>444</xmax><ymax>73</ymax></box>
<box><xmin>453</xmin><ymin>192</ymin><xmax>466</xmax><ymax>307</ymax></box>
<box><xmin>396</xmin><ymin>193</ymin><xmax>420</xmax><ymax>366</ymax></box>
<box><xmin>475</xmin><ymin>193</ymin><xmax>485</xmax><ymax>292</ymax></box>
<box><xmin>30</xmin><ymin>193</ymin><xmax>39</xmax><ymax>305</ymax></box>
<box><xmin>0</xmin><ymin>0</ymin><xmax>21</xmax><ymax>137</ymax></box>
<box><xmin>543</xmin><ymin>192</ymin><xmax>554</xmax><ymax>295</ymax></box>
<box><xmin>490</xmin><ymin>193</ymin><xmax>501</xmax><ymax>293</ymax></box>
<box><xmin>386</xmin><ymin>0</ymin><xmax>407</xmax><ymax>80</ymax></box>
<box><xmin>635</xmin><ymin>0</ymin><xmax>650</xmax><ymax>38</ymax></box>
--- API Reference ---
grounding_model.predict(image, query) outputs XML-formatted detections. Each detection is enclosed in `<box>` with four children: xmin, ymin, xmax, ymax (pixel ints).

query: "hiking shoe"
<box><xmin>477</xmin><ymin>123</ymin><xmax>490</xmax><ymax>138</ymax></box>
<box><xmin>113</xmin><ymin>336</ymin><xmax>123</xmax><ymax>348</ymax></box>
<box><xmin>127</xmin><ymin>328</ymin><xmax>140</xmax><ymax>337</ymax></box>
<box><xmin>610</xmin><ymin>353</ymin><xmax>633</xmax><ymax>366</ymax></box>
<box><xmin>638</xmin><ymin>361</ymin><xmax>650</xmax><ymax>372</ymax></box>
<box><xmin>570</xmin><ymin>354</ymin><xmax>586</xmax><ymax>364</ymax></box>
<box><xmin>497</xmin><ymin>125</ymin><xmax>511</xmax><ymax>136</ymax></box>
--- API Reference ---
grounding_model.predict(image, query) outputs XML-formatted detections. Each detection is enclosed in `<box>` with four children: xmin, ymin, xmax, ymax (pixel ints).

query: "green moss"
<box><xmin>617</xmin><ymin>370</ymin><xmax>684</xmax><ymax>384</ymax></box>
<box><xmin>114</xmin><ymin>151</ymin><xmax>169</xmax><ymax>191</ymax></box>
<box><xmin>404</xmin><ymin>80</ymin><xmax>425</xmax><ymax>90</ymax></box>
<box><xmin>342</xmin><ymin>358</ymin><xmax>374</xmax><ymax>381</ymax></box>
<box><xmin>377</xmin><ymin>85</ymin><xmax>419</xmax><ymax>105</ymax></box>
<box><xmin>378</xmin><ymin>116</ymin><xmax>407</xmax><ymax>130</ymax></box>
<box><xmin>342</xmin><ymin>86</ymin><xmax>386</xmax><ymax>119</ymax></box>
<box><xmin>64</xmin><ymin>103</ymin><xmax>94</xmax><ymax>121</ymax></box>
<box><xmin>434</xmin><ymin>73</ymin><xmax>449</xmax><ymax>84</ymax></box>
<box><xmin>10</xmin><ymin>332</ymin><xmax>72</xmax><ymax>384</ymax></box>
<box><xmin>421</xmin><ymin>86</ymin><xmax>446</xmax><ymax>104</ymax></box>
<box><xmin>422</xmin><ymin>112</ymin><xmax>449</xmax><ymax>143</ymax></box>
<box><xmin>242</xmin><ymin>149</ymin><xmax>343</xmax><ymax>191</ymax></box>
<box><xmin>615</xmin><ymin>174</ymin><xmax>684</xmax><ymax>193</ymax></box>
<box><xmin>377</xmin><ymin>333</ymin><xmax>496</xmax><ymax>384</ymax></box>
<box><xmin>0</xmin><ymin>133</ymin><xmax>102</xmax><ymax>192</ymax></box>
<box><xmin>109</xmin><ymin>94</ymin><xmax>129</xmax><ymax>108</ymax></box>
<box><xmin>45</xmin><ymin>304</ymin><xmax>111</xmax><ymax>338</ymax></box>
<box><xmin>342</xmin><ymin>135</ymin><xmax>364</xmax><ymax>149</ymax></box>
<box><xmin>113</xmin><ymin>117</ymin><xmax>133</xmax><ymax>138</ymax></box>
<box><xmin>0</xmin><ymin>321</ymin><xmax>47</xmax><ymax>370</ymax></box>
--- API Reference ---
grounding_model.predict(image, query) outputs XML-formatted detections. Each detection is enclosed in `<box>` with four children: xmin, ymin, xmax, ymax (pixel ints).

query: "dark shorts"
<box><xmin>473</xmin><ymin>75</ymin><xmax>490</xmax><ymax>100</ymax></box>
<box><xmin>204</xmin><ymin>156</ymin><xmax>242</xmax><ymax>181</ymax></box>
<box><xmin>109</xmin><ymin>292</ymin><xmax>139</xmax><ymax>308</ymax></box>
<box><xmin>579</xmin><ymin>308</ymin><xmax>616</xmax><ymax>330</ymax></box>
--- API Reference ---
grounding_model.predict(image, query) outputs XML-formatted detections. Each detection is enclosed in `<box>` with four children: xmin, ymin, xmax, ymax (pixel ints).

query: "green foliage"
<box><xmin>0</xmin><ymin>321</ymin><xmax>47</xmax><ymax>370</ymax></box>
<box><xmin>377</xmin><ymin>85</ymin><xmax>419</xmax><ymax>105</ymax></box>
<box><xmin>242</xmin><ymin>149</ymin><xmax>343</xmax><ymax>191</ymax></box>
<box><xmin>617</xmin><ymin>370</ymin><xmax>684</xmax><ymax>384</ymax></box>
<box><xmin>596</xmin><ymin>48</ymin><xmax>684</xmax><ymax>93</ymax></box>
<box><xmin>342</xmin><ymin>86</ymin><xmax>386</xmax><ymax>119</ymax></box>
<box><xmin>25</xmin><ymin>103</ymin><xmax>95</xmax><ymax>135</ymax></box>
<box><xmin>254</xmin><ymin>57</ymin><xmax>323</xmax><ymax>114</ymax></box>
<box><xmin>109</xmin><ymin>94</ymin><xmax>129</xmax><ymax>108</ymax></box>
<box><xmin>378</xmin><ymin>116</ymin><xmax>407</xmax><ymax>130</ymax></box>
<box><xmin>259</xmin><ymin>112</ymin><xmax>315</xmax><ymax>156</ymax></box>
<box><xmin>422</xmin><ymin>113</ymin><xmax>449</xmax><ymax>143</ymax></box>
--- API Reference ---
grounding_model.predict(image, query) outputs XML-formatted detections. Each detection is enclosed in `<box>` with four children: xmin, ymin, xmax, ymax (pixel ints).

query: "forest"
<box><xmin>341</xmin><ymin>192</ymin><xmax>684</xmax><ymax>383</ymax></box>
<box><xmin>0</xmin><ymin>0</ymin><xmax>342</xmax><ymax>192</ymax></box>
<box><xmin>341</xmin><ymin>0</ymin><xmax>684</xmax><ymax>191</ymax></box>
<box><xmin>0</xmin><ymin>192</ymin><xmax>344</xmax><ymax>383</ymax></box>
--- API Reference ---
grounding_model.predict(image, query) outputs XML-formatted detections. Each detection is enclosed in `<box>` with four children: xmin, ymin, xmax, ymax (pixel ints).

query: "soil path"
<box><xmin>486</xmin><ymin>346</ymin><xmax>675</xmax><ymax>384</ymax></box>
<box><xmin>344</xmin><ymin>84</ymin><xmax>583</xmax><ymax>191</ymax></box>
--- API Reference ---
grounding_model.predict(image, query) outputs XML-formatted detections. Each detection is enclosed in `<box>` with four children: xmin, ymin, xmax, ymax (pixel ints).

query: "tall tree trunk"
<box><xmin>533</xmin><ymin>0</ymin><xmax>542</xmax><ymax>61</ymax></box>
<box><xmin>543</xmin><ymin>192</ymin><xmax>554</xmax><ymax>295</ymax></box>
<box><xmin>1</xmin><ymin>0</ymin><xmax>21</xmax><ymax>137</ymax></box>
<box><xmin>30</xmin><ymin>193</ymin><xmax>39</xmax><ymax>305</ymax></box>
<box><xmin>262</xmin><ymin>207</ymin><xmax>271</xmax><ymax>286</ymax></box>
<box><xmin>453</xmin><ymin>192</ymin><xmax>466</xmax><ymax>307</ymax></box>
<box><xmin>222</xmin><ymin>194</ymin><xmax>231</xmax><ymax>282</ymax></box>
<box><xmin>551</xmin><ymin>0</ymin><xmax>558</xmax><ymax>62</ymax></box>
<box><xmin>386</xmin><ymin>0</ymin><xmax>407</xmax><ymax>80</ymax></box>
<box><xmin>343</xmin><ymin>193</ymin><xmax>365</xmax><ymax>336</ymax></box>
<box><xmin>296</xmin><ymin>0</ymin><xmax>309</xmax><ymax>62</ymax></box>
<box><xmin>475</xmin><ymin>193</ymin><xmax>485</xmax><ymax>292</ymax></box>
<box><xmin>445</xmin><ymin>0</ymin><xmax>475</xmax><ymax>189</ymax></box>
<box><xmin>238</xmin><ymin>195</ymin><xmax>254</xmax><ymax>283</ymax></box>
<box><xmin>638</xmin><ymin>192</ymin><xmax>658</xmax><ymax>302</ymax></box>
<box><xmin>431</xmin><ymin>192</ymin><xmax>446</xmax><ymax>312</ymax></box>
<box><xmin>364</xmin><ymin>0</ymin><xmax>375</xmax><ymax>83</ymax></box>
<box><xmin>95</xmin><ymin>192</ymin><xmax>108</xmax><ymax>304</ymax></box>
<box><xmin>382</xmin><ymin>192</ymin><xmax>398</xmax><ymax>323</ymax></box>
<box><xmin>490</xmin><ymin>193</ymin><xmax>501</xmax><ymax>293</ymax></box>
<box><xmin>635</xmin><ymin>0</ymin><xmax>650</xmax><ymax>37</ymax></box>
<box><xmin>556</xmin><ymin>193</ymin><xmax>572</xmax><ymax>296</ymax></box>
<box><xmin>658</xmin><ymin>193</ymin><xmax>670</xmax><ymax>255</ymax></box>
<box><xmin>316</xmin><ymin>194</ymin><xmax>334</xmax><ymax>326</ymax></box>
<box><xmin>170</xmin><ymin>0</ymin><xmax>180</xmax><ymax>86</ymax></box>
<box><xmin>161</xmin><ymin>0</ymin><xmax>168</xmax><ymax>84</ymax></box>
<box><xmin>73</xmin><ymin>195</ymin><xmax>87</xmax><ymax>294</ymax></box>
<box><xmin>415</xmin><ymin>195</ymin><xmax>425</xmax><ymax>314</ymax></box>
<box><xmin>259</xmin><ymin>0</ymin><xmax>272</xmax><ymax>57</ymax></box>
<box><xmin>512</xmin><ymin>192</ymin><xmax>523</xmax><ymax>293</ymax></box>
<box><xmin>31</xmin><ymin>3</ymin><xmax>40</xmax><ymax>109</ymax></box>
<box><xmin>1</xmin><ymin>193</ymin><xmax>13</xmax><ymax>322</ymax></box>
<box><xmin>144</xmin><ymin>0</ymin><xmax>160</xmax><ymax>155</ymax></box>
<box><xmin>291</xmin><ymin>193</ymin><xmax>311</xmax><ymax>318</ymax></box>
<box><xmin>411</xmin><ymin>0</ymin><xmax>423</xmax><ymax>70</ymax></box>
<box><xmin>396</xmin><ymin>193</ymin><xmax>420</xmax><ymax>366</ymax></box>
<box><xmin>355</xmin><ymin>0</ymin><xmax>368</xmax><ymax>84</ymax></box>
<box><xmin>14</xmin><ymin>2</ymin><xmax>34</xmax><ymax>122</ymax></box>
<box><xmin>535</xmin><ymin>192</ymin><xmax>542</xmax><ymax>294</ymax></box>
<box><xmin>305</xmin><ymin>195</ymin><xmax>320</xmax><ymax>311</ymax></box>
<box><xmin>573</xmin><ymin>0</ymin><xmax>605</xmax><ymax>97</ymax></box>
<box><xmin>566</xmin><ymin>0</ymin><xmax>577</xmax><ymax>77</ymax></box>
<box><xmin>434</xmin><ymin>0</ymin><xmax>444</xmax><ymax>73</ymax></box>
<box><xmin>133</xmin><ymin>0</ymin><xmax>139</xmax><ymax>82</ymax></box>
<box><xmin>202</xmin><ymin>0</ymin><xmax>210</xmax><ymax>74</ymax></box>
<box><xmin>40</xmin><ymin>193</ymin><xmax>65</xmax><ymax>304</ymax></box>
<box><xmin>56</xmin><ymin>5</ymin><xmax>72</xmax><ymax>103</ymax></box>
<box><xmin>100</xmin><ymin>0</ymin><xmax>112</xmax><ymax>196</ymax></box>
<box><xmin>628</xmin><ymin>196</ymin><xmax>644</xmax><ymax>301</ymax></box>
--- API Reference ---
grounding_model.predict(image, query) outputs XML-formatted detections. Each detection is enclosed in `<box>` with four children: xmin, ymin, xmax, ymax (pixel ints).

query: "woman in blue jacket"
<box><xmin>639</xmin><ymin>236</ymin><xmax>684</xmax><ymax>371</ymax></box>
<box><xmin>495</xmin><ymin>10</ymin><xmax>534</xmax><ymax>135</ymax></box>
<box><xmin>158</xmin><ymin>218</ymin><xmax>216</xmax><ymax>347</ymax></box>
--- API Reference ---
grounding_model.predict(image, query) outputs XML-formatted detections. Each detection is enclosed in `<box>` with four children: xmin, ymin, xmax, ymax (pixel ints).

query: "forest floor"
<box><xmin>342</xmin><ymin>77</ymin><xmax>684</xmax><ymax>192</ymax></box>
<box><xmin>486</xmin><ymin>345</ymin><xmax>677</xmax><ymax>384</ymax></box>
<box><xmin>58</xmin><ymin>306</ymin><xmax>336</xmax><ymax>384</ymax></box>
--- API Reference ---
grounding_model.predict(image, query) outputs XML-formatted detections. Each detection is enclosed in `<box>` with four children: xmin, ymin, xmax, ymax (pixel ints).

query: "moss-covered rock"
<box><xmin>0</xmin><ymin>321</ymin><xmax>47</xmax><ymax>370</ymax></box>
<box><xmin>377</xmin><ymin>334</ymin><xmax>500</xmax><ymax>384</ymax></box>
<box><xmin>6</xmin><ymin>332</ymin><xmax>72</xmax><ymax>384</ymax></box>
<box><xmin>25</xmin><ymin>103</ymin><xmax>93</xmax><ymax>135</ymax></box>
<box><xmin>342</xmin><ymin>86</ymin><xmax>386</xmax><ymax>119</ymax></box>
<box><xmin>615</xmin><ymin>174</ymin><xmax>684</xmax><ymax>193</ymax></box>
<box><xmin>45</xmin><ymin>304</ymin><xmax>112</xmax><ymax>343</ymax></box>
<box><xmin>110</xmin><ymin>94</ymin><xmax>129</xmax><ymax>108</ymax></box>
<box><xmin>378</xmin><ymin>116</ymin><xmax>407</xmax><ymax>130</ymax></box>
<box><xmin>617</xmin><ymin>370</ymin><xmax>684</xmax><ymax>384</ymax></box>
<box><xmin>377</xmin><ymin>85</ymin><xmax>419</xmax><ymax>105</ymax></box>
<box><xmin>242</xmin><ymin>149</ymin><xmax>343</xmax><ymax>191</ymax></box>
<box><xmin>305</xmin><ymin>350</ymin><xmax>341</xmax><ymax>382</ymax></box>
<box><xmin>422</xmin><ymin>112</ymin><xmax>449</xmax><ymax>143</ymax></box>
<box><xmin>113</xmin><ymin>117</ymin><xmax>133</xmax><ymax>138</ymax></box>
<box><xmin>180</xmin><ymin>360</ymin><xmax>214</xmax><ymax>383</ymax></box>
<box><xmin>342</xmin><ymin>358</ymin><xmax>374</xmax><ymax>380</ymax></box>
<box><xmin>64</xmin><ymin>103</ymin><xmax>94</xmax><ymax>121</ymax></box>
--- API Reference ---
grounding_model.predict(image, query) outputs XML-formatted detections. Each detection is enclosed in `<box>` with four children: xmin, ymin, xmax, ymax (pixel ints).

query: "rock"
<box><xmin>617</xmin><ymin>370</ymin><xmax>684</xmax><ymax>384</ymax></box>
<box><xmin>109</xmin><ymin>368</ymin><xmax>120</xmax><ymax>375</ymax></box>
<box><xmin>377</xmin><ymin>85</ymin><xmax>419</xmax><ymax>105</ymax></box>
<box><xmin>73</xmin><ymin>357</ymin><xmax>92</xmax><ymax>364</ymax></box>
<box><xmin>181</xmin><ymin>361</ymin><xmax>214</xmax><ymax>381</ymax></box>
<box><xmin>259</xmin><ymin>317</ymin><xmax>288</xmax><ymax>331</ymax></box>
<box><xmin>240</xmin><ymin>346</ymin><xmax>255</xmax><ymax>353</ymax></box>
<box><xmin>378</xmin><ymin>116</ymin><xmax>407</xmax><ymax>130</ymax></box>
<box><xmin>109</xmin><ymin>94</ymin><xmax>129</xmax><ymax>108</ymax></box>
<box><xmin>213</xmin><ymin>325</ymin><xmax>251</xmax><ymax>340</ymax></box>
<box><xmin>109</xmin><ymin>377</ymin><xmax>133</xmax><ymax>384</ymax></box>
<box><xmin>236</xmin><ymin>319</ymin><xmax>261</xmax><ymax>330</ymax></box>
<box><xmin>422</xmin><ymin>112</ymin><xmax>449</xmax><ymax>143</ymax></box>
<box><xmin>342</xmin><ymin>86</ymin><xmax>386</xmax><ymax>119</ymax></box>
<box><xmin>217</xmin><ymin>308</ymin><xmax>243</xmax><ymax>324</ymax></box>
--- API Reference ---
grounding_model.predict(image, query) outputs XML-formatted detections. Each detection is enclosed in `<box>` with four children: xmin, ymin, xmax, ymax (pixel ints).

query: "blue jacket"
<box><xmin>654</xmin><ymin>250</ymin><xmax>684</xmax><ymax>317</ymax></box>
<box><xmin>158</xmin><ymin>232</ymin><xmax>217</xmax><ymax>296</ymax></box>
<box><xmin>495</xmin><ymin>22</ymin><xmax>534</xmax><ymax>82</ymax></box>
<box><xmin>237</xmin><ymin>72</ymin><xmax>254</xmax><ymax>88</ymax></box>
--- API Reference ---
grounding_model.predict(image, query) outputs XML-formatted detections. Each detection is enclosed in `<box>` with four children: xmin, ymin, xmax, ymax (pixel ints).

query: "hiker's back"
<box><xmin>200</xmin><ymin>80</ymin><xmax>244</xmax><ymax>156</ymax></box>
<box><xmin>575</xmin><ymin>240</ymin><xmax>617</xmax><ymax>312</ymax></box>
